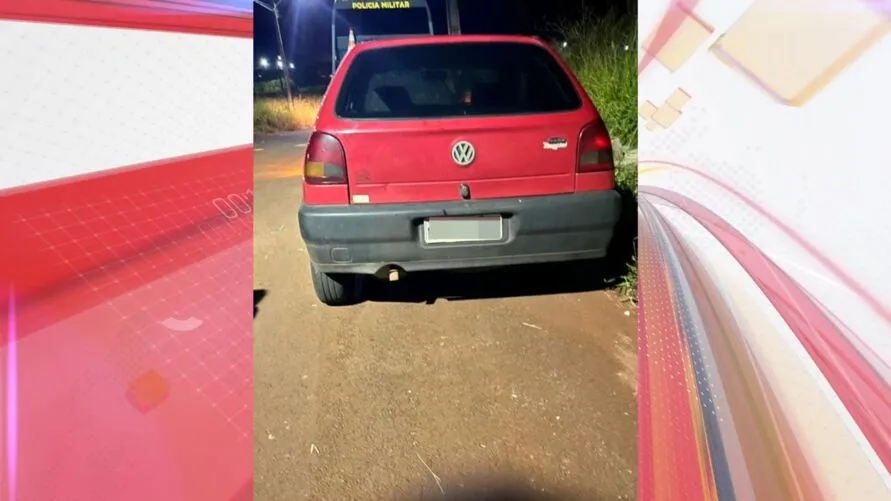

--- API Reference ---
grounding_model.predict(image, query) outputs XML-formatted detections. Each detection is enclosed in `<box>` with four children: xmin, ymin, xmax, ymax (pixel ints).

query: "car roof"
<box><xmin>349</xmin><ymin>34</ymin><xmax>552</xmax><ymax>52</ymax></box>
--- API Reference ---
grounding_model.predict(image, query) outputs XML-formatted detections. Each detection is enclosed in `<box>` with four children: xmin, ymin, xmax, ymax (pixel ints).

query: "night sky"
<box><xmin>254</xmin><ymin>0</ymin><xmax>629</xmax><ymax>84</ymax></box>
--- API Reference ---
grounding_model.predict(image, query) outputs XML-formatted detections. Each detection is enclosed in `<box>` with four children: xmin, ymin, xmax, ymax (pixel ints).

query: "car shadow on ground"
<box><xmin>608</xmin><ymin>182</ymin><xmax>639</xmax><ymax>284</ymax></box>
<box><xmin>363</xmin><ymin>197</ymin><xmax>637</xmax><ymax>304</ymax></box>
<box><xmin>254</xmin><ymin>289</ymin><xmax>268</xmax><ymax>318</ymax></box>
<box><xmin>396</xmin><ymin>478</ymin><xmax>620</xmax><ymax>501</ymax></box>
<box><xmin>363</xmin><ymin>260</ymin><xmax>607</xmax><ymax>304</ymax></box>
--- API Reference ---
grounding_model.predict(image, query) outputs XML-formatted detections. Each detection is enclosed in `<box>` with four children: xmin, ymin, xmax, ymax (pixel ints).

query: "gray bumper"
<box><xmin>298</xmin><ymin>191</ymin><xmax>621</xmax><ymax>274</ymax></box>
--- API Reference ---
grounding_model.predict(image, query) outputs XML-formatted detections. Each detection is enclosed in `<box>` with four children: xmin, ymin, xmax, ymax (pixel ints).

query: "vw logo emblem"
<box><xmin>451</xmin><ymin>141</ymin><xmax>476</xmax><ymax>166</ymax></box>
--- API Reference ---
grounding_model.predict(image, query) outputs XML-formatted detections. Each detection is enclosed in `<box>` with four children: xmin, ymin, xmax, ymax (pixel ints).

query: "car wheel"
<box><xmin>310</xmin><ymin>263</ymin><xmax>363</xmax><ymax>306</ymax></box>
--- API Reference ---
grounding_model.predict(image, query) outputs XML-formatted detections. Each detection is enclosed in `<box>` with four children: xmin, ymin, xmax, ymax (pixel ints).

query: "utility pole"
<box><xmin>445</xmin><ymin>0</ymin><xmax>461</xmax><ymax>35</ymax></box>
<box><xmin>254</xmin><ymin>0</ymin><xmax>294</xmax><ymax>106</ymax></box>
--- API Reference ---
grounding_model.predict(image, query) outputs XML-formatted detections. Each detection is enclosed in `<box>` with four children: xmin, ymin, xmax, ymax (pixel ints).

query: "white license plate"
<box><xmin>423</xmin><ymin>216</ymin><xmax>504</xmax><ymax>244</ymax></box>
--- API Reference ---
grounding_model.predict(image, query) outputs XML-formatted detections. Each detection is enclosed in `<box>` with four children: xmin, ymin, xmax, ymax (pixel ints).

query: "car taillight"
<box><xmin>304</xmin><ymin>132</ymin><xmax>347</xmax><ymax>185</ymax></box>
<box><xmin>578</xmin><ymin>120</ymin><xmax>614</xmax><ymax>173</ymax></box>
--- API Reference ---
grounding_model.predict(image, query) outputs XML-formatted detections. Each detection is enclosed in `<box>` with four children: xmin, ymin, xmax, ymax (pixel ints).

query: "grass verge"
<box><xmin>556</xmin><ymin>9</ymin><xmax>638</xmax><ymax>303</ymax></box>
<box><xmin>254</xmin><ymin>95</ymin><xmax>323</xmax><ymax>133</ymax></box>
<box><xmin>610</xmin><ymin>157</ymin><xmax>638</xmax><ymax>304</ymax></box>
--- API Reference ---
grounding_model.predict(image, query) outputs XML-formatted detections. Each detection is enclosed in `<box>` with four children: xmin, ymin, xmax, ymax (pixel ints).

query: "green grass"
<box><xmin>616</xmin><ymin>257</ymin><xmax>638</xmax><ymax>300</ymax></box>
<box><xmin>556</xmin><ymin>9</ymin><xmax>638</xmax><ymax>303</ymax></box>
<box><xmin>557</xmin><ymin>10</ymin><xmax>637</xmax><ymax>150</ymax></box>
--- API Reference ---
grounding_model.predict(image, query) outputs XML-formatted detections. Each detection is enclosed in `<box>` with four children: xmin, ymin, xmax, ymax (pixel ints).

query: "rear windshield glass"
<box><xmin>334</xmin><ymin>42</ymin><xmax>583</xmax><ymax>119</ymax></box>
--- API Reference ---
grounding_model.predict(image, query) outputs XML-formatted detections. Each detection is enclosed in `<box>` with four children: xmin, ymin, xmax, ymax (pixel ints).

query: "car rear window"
<box><xmin>334</xmin><ymin>42</ymin><xmax>583</xmax><ymax>119</ymax></box>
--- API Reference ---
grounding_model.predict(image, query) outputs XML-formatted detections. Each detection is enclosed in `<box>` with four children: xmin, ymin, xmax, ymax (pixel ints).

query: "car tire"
<box><xmin>310</xmin><ymin>264</ymin><xmax>362</xmax><ymax>306</ymax></box>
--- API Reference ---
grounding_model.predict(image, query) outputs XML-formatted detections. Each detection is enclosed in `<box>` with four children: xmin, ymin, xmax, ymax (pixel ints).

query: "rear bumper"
<box><xmin>298</xmin><ymin>191</ymin><xmax>621</xmax><ymax>274</ymax></box>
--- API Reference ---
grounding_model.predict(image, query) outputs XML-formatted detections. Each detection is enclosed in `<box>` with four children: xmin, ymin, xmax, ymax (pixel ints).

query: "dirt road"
<box><xmin>252</xmin><ymin>132</ymin><xmax>637</xmax><ymax>501</ymax></box>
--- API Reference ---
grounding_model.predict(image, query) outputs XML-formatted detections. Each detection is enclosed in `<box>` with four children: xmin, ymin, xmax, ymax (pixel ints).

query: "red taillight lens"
<box><xmin>578</xmin><ymin>120</ymin><xmax>614</xmax><ymax>173</ymax></box>
<box><xmin>304</xmin><ymin>132</ymin><xmax>347</xmax><ymax>185</ymax></box>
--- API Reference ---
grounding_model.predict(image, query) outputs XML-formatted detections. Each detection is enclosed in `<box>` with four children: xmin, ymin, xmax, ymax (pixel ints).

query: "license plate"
<box><xmin>423</xmin><ymin>216</ymin><xmax>503</xmax><ymax>244</ymax></box>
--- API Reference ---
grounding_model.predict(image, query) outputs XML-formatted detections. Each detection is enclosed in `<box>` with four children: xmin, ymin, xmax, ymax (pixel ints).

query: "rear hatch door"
<box><xmin>330</xmin><ymin>41</ymin><xmax>593</xmax><ymax>204</ymax></box>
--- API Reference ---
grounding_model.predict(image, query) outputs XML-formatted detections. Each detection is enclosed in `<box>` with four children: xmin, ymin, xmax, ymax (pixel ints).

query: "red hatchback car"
<box><xmin>298</xmin><ymin>35</ymin><xmax>621</xmax><ymax>305</ymax></box>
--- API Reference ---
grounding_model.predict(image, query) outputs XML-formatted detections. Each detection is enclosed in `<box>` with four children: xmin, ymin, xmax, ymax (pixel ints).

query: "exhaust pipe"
<box><xmin>374</xmin><ymin>265</ymin><xmax>404</xmax><ymax>282</ymax></box>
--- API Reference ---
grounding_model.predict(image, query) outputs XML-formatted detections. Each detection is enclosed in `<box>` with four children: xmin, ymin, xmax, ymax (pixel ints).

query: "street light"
<box><xmin>254</xmin><ymin>0</ymin><xmax>294</xmax><ymax>106</ymax></box>
<box><xmin>259</xmin><ymin>57</ymin><xmax>269</xmax><ymax>68</ymax></box>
